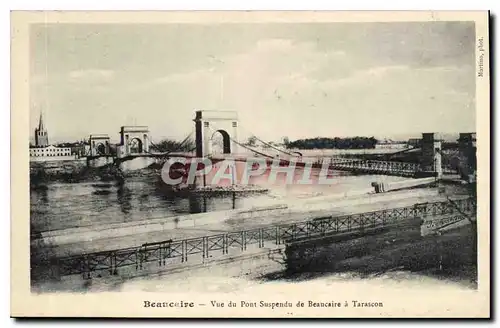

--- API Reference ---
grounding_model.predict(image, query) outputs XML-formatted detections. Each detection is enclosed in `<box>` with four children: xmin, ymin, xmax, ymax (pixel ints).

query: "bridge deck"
<box><xmin>89</xmin><ymin>151</ymin><xmax>458</xmax><ymax>178</ymax></box>
<box><xmin>327</xmin><ymin>159</ymin><xmax>421</xmax><ymax>177</ymax></box>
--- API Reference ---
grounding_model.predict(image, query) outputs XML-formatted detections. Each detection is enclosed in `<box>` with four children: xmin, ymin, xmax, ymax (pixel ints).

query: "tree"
<box><xmin>150</xmin><ymin>138</ymin><xmax>195</xmax><ymax>153</ymax></box>
<box><xmin>246</xmin><ymin>136</ymin><xmax>257</xmax><ymax>147</ymax></box>
<box><xmin>109</xmin><ymin>144</ymin><xmax>118</xmax><ymax>156</ymax></box>
<box><xmin>286</xmin><ymin>136</ymin><xmax>379</xmax><ymax>150</ymax></box>
<box><xmin>283</xmin><ymin>136</ymin><xmax>290</xmax><ymax>148</ymax></box>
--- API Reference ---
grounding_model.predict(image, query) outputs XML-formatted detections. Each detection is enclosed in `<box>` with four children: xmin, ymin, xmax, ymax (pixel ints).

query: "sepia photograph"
<box><xmin>11</xmin><ymin>11</ymin><xmax>490</xmax><ymax>318</ymax></box>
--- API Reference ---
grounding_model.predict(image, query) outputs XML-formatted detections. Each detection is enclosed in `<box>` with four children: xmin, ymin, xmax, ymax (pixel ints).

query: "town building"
<box><xmin>30</xmin><ymin>112</ymin><xmax>76</xmax><ymax>161</ymax></box>
<box><xmin>29</xmin><ymin>145</ymin><xmax>73</xmax><ymax>158</ymax></box>
<box><xmin>408</xmin><ymin>138</ymin><xmax>421</xmax><ymax>148</ymax></box>
<box><xmin>375</xmin><ymin>139</ymin><xmax>408</xmax><ymax>150</ymax></box>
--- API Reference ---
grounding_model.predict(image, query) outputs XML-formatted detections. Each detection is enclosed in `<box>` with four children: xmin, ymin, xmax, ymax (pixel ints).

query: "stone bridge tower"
<box><xmin>458</xmin><ymin>132</ymin><xmax>477</xmax><ymax>174</ymax></box>
<box><xmin>420</xmin><ymin>133</ymin><xmax>443</xmax><ymax>178</ymax></box>
<box><xmin>89</xmin><ymin>134</ymin><xmax>111</xmax><ymax>156</ymax></box>
<box><xmin>117</xmin><ymin>126</ymin><xmax>150</xmax><ymax>158</ymax></box>
<box><xmin>194</xmin><ymin>110</ymin><xmax>239</xmax><ymax>157</ymax></box>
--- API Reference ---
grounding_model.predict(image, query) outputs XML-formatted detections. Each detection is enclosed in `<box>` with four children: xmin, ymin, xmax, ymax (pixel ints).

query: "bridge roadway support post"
<box><xmin>421</xmin><ymin>133</ymin><xmax>442</xmax><ymax>179</ymax></box>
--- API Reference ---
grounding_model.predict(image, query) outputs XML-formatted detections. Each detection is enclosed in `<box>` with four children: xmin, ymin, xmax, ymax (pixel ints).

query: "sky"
<box><xmin>30</xmin><ymin>22</ymin><xmax>476</xmax><ymax>144</ymax></box>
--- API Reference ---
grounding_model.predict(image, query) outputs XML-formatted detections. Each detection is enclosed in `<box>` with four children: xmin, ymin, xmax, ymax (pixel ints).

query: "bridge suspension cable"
<box><xmin>206</xmin><ymin>124</ymin><xmax>275</xmax><ymax>159</ymax></box>
<box><xmin>435</xmin><ymin>148</ymin><xmax>472</xmax><ymax>177</ymax></box>
<box><xmin>176</xmin><ymin>130</ymin><xmax>195</xmax><ymax>151</ymax></box>
<box><xmin>238</xmin><ymin>124</ymin><xmax>299</xmax><ymax>158</ymax></box>
<box><xmin>145</xmin><ymin>130</ymin><xmax>196</xmax><ymax>156</ymax></box>
<box><xmin>252</xmin><ymin>134</ymin><xmax>298</xmax><ymax>157</ymax></box>
<box><xmin>386</xmin><ymin>146</ymin><xmax>417</xmax><ymax>159</ymax></box>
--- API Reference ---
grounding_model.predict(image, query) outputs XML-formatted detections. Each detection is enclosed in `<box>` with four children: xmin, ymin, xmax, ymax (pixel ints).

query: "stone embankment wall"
<box><xmin>38</xmin><ymin>188</ymin><xmax>441</xmax><ymax>248</ymax></box>
<box><xmin>33</xmin><ymin>213</ymin><xmax>476</xmax><ymax>292</ymax></box>
<box><xmin>30</xmin><ymin>159</ymin><xmax>87</xmax><ymax>175</ymax></box>
<box><xmin>29</xmin><ymin>158</ymin><xmax>148</xmax><ymax>183</ymax></box>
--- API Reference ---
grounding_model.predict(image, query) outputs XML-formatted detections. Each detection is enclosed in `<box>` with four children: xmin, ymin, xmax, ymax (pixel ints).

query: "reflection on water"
<box><xmin>116</xmin><ymin>181</ymin><xmax>133</xmax><ymax>215</ymax></box>
<box><xmin>30</xmin><ymin>170</ymin><xmax>408</xmax><ymax>234</ymax></box>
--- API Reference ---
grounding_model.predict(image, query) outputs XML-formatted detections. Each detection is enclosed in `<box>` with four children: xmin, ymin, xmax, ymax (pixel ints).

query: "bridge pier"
<box><xmin>84</xmin><ymin>134</ymin><xmax>114</xmax><ymax>168</ymax></box>
<box><xmin>458</xmin><ymin>133</ymin><xmax>477</xmax><ymax>175</ymax></box>
<box><xmin>118</xmin><ymin>156</ymin><xmax>157</xmax><ymax>172</ymax></box>
<box><xmin>421</xmin><ymin>133</ymin><xmax>443</xmax><ymax>179</ymax></box>
<box><xmin>87</xmin><ymin>156</ymin><xmax>114</xmax><ymax>168</ymax></box>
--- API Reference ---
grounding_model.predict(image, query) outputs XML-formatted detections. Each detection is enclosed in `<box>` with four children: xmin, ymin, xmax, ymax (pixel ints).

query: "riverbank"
<box><xmin>30</xmin><ymin>180</ymin><xmax>477</xmax><ymax>295</ymax></box>
<box><xmin>32</xmin><ymin>218</ymin><xmax>477</xmax><ymax>295</ymax></box>
<box><xmin>33</xmin><ymin>187</ymin><xmax>457</xmax><ymax>257</ymax></box>
<box><xmin>280</xmin><ymin>218</ymin><xmax>476</xmax><ymax>288</ymax></box>
<box><xmin>30</xmin><ymin>160</ymin><xmax>270</xmax><ymax>195</ymax></box>
<box><xmin>30</xmin><ymin>159</ymin><xmax>122</xmax><ymax>184</ymax></box>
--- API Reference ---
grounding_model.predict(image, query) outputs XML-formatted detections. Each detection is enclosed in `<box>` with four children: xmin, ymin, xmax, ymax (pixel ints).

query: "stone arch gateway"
<box><xmin>89</xmin><ymin>134</ymin><xmax>111</xmax><ymax>156</ymax></box>
<box><xmin>194</xmin><ymin>110</ymin><xmax>239</xmax><ymax>157</ymax></box>
<box><xmin>117</xmin><ymin>126</ymin><xmax>150</xmax><ymax>158</ymax></box>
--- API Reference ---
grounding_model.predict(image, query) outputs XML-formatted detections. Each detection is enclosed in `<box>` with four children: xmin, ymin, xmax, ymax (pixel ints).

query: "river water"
<box><xmin>30</xmin><ymin>169</ymin><xmax>408</xmax><ymax>234</ymax></box>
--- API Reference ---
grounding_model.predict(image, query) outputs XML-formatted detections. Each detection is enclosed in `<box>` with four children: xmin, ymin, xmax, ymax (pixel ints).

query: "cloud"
<box><xmin>68</xmin><ymin>69</ymin><xmax>115</xmax><ymax>83</ymax></box>
<box><xmin>30</xmin><ymin>75</ymin><xmax>47</xmax><ymax>86</ymax></box>
<box><xmin>126</xmin><ymin>37</ymin><xmax>475</xmax><ymax>141</ymax></box>
<box><xmin>30</xmin><ymin>26</ymin><xmax>476</xmax><ymax>143</ymax></box>
<box><xmin>313</xmin><ymin>65</ymin><xmax>411</xmax><ymax>90</ymax></box>
<box><xmin>152</xmin><ymin>68</ymin><xmax>213</xmax><ymax>85</ymax></box>
<box><xmin>153</xmin><ymin>38</ymin><xmax>334</xmax><ymax>85</ymax></box>
<box><xmin>151</xmin><ymin>40</ymin><xmax>409</xmax><ymax>104</ymax></box>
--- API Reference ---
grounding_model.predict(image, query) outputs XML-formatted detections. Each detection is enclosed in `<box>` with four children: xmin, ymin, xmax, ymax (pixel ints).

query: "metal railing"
<box><xmin>326</xmin><ymin>158</ymin><xmax>421</xmax><ymax>176</ymax></box>
<box><xmin>50</xmin><ymin>197</ymin><xmax>475</xmax><ymax>279</ymax></box>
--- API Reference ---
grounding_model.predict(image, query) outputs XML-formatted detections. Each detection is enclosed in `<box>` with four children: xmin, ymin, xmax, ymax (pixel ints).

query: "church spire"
<box><xmin>35</xmin><ymin>110</ymin><xmax>49</xmax><ymax>147</ymax></box>
<box><xmin>38</xmin><ymin>111</ymin><xmax>45</xmax><ymax>131</ymax></box>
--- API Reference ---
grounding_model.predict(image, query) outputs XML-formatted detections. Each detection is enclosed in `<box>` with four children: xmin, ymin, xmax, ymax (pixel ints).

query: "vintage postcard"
<box><xmin>11</xmin><ymin>11</ymin><xmax>490</xmax><ymax>318</ymax></box>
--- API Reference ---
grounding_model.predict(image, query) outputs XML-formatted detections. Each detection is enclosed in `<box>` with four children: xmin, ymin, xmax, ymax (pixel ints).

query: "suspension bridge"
<box><xmin>32</xmin><ymin>110</ymin><xmax>477</xmax><ymax>285</ymax></box>
<box><xmin>82</xmin><ymin>110</ymin><xmax>475</xmax><ymax>181</ymax></box>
